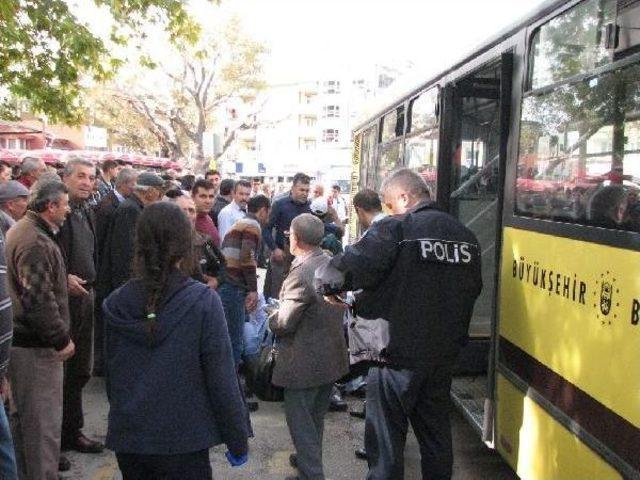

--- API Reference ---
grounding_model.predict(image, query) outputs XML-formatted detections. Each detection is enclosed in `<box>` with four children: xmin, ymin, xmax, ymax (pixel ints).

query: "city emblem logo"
<box><xmin>593</xmin><ymin>272</ymin><xmax>619</xmax><ymax>326</ymax></box>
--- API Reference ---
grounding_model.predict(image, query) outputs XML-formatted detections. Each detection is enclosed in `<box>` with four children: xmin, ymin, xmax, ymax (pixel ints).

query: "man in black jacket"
<box><xmin>58</xmin><ymin>159</ymin><xmax>103</xmax><ymax>454</ymax></box>
<box><xmin>106</xmin><ymin>172</ymin><xmax>164</xmax><ymax>290</ymax></box>
<box><xmin>318</xmin><ymin>169</ymin><xmax>482</xmax><ymax>480</ymax></box>
<box><xmin>93</xmin><ymin>168</ymin><xmax>137</xmax><ymax>376</ymax></box>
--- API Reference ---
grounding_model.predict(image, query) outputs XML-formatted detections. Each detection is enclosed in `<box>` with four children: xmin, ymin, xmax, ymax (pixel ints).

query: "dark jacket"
<box><xmin>210</xmin><ymin>195</ymin><xmax>230</xmax><ymax>228</ymax></box>
<box><xmin>331</xmin><ymin>201</ymin><xmax>482</xmax><ymax>368</ymax></box>
<box><xmin>262</xmin><ymin>195</ymin><xmax>311</xmax><ymax>251</ymax></box>
<box><xmin>57</xmin><ymin>201</ymin><xmax>98</xmax><ymax>285</ymax></box>
<box><xmin>95</xmin><ymin>191</ymin><xmax>122</xmax><ymax>297</ymax></box>
<box><xmin>269</xmin><ymin>249</ymin><xmax>349</xmax><ymax>389</ymax></box>
<box><xmin>96</xmin><ymin>190</ymin><xmax>121</xmax><ymax>255</ymax></box>
<box><xmin>6</xmin><ymin>212</ymin><xmax>71</xmax><ymax>350</ymax></box>
<box><xmin>107</xmin><ymin>194</ymin><xmax>144</xmax><ymax>290</ymax></box>
<box><xmin>103</xmin><ymin>274</ymin><xmax>249</xmax><ymax>455</ymax></box>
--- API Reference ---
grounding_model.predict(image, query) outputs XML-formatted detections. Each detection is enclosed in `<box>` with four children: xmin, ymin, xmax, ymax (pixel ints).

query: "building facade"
<box><xmin>215</xmin><ymin>64</ymin><xmax>405</xmax><ymax>187</ymax></box>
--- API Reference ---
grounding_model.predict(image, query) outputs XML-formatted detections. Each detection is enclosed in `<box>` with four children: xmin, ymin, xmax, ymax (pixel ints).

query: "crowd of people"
<box><xmin>0</xmin><ymin>155</ymin><xmax>483</xmax><ymax>480</ymax></box>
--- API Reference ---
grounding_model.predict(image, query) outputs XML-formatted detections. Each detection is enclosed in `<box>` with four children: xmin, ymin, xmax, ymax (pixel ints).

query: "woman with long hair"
<box><xmin>103</xmin><ymin>202</ymin><xmax>248</xmax><ymax>479</ymax></box>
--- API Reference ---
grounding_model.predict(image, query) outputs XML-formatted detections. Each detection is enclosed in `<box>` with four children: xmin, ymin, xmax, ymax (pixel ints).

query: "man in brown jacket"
<box><xmin>269</xmin><ymin>213</ymin><xmax>348</xmax><ymax>480</ymax></box>
<box><xmin>6</xmin><ymin>180</ymin><xmax>75</xmax><ymax>480</ymax></box>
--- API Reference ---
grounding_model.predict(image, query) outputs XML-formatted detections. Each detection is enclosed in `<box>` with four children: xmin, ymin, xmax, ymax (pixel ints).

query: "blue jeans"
<box><xmin>218</xmin><ymin>283</ymin><xmax>247</xmax><ymax>367</ymax></box>
<box><xmin>0</xmin><ymin>400</ymin><xmax>17</xmax><ymax>480</ymax></box>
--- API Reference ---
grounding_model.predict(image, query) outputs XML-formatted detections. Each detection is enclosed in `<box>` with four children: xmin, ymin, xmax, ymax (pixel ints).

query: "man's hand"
<box><xmin>245</xmin><ymin>292</ymin><xmax>259</xmax><ymax>313</ymax></box>
<box><xmin>324</xmin><ymin>295</ymin><xmax>348</xmax><ymax>308</ymax></box>
<box><xmin>204</xmin><ymin>275</ymin><xmax>219</xmax><ymax>290</ymax></box>
<box><xmin>271</xmin><ymin>248</ymin><xmax>285</xmax><ymax>263</ymax></box>
<box><xmin>67</xmin><ymin>274</ymin><xmax>88</xmax><ymax>297</ymax></box>
<box><xmin>55</xmin><ymin>340</ymin><xmax>76</xmax><ymax>362</ymax></box>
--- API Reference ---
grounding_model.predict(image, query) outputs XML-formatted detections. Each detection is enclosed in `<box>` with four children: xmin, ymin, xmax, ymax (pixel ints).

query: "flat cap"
<box><xmin>0</xmin><ymin>180</ymin><xmax>30</xmax><ymax>202</ymax></box>
<box><xmin>136</xmin><ymin>172</ymin><xmax>165</xmax><ymax>188</ymax></box>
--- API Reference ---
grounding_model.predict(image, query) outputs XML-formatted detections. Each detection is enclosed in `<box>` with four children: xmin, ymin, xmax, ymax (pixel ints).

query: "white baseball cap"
<box><xmin>310</xmin><ymin>197</ymin><xmax>328</xmax><ymax>216</ymax></box>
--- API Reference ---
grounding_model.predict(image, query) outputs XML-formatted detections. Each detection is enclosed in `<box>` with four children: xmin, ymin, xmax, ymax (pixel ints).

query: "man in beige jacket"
<box><xmin>269</xmin><ymin>213</ymin><xmax>348</xmax><ymax>480</ymax></box>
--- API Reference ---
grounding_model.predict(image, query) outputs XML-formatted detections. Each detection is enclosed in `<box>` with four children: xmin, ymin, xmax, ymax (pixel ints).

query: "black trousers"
<box><xmin>365</xmin><ymin>365</ymin><xmax>453</xmax><ymax>480</ymax></box>
<box><xmin>92</xmin><ymin>293</ymin><xmax>105</xmax><ymax>375</ymax></box>
<box><xmin>62</xmin><ymin>290</ymin><xmax>94</xmax><ymax>439</ymax></box>
<box><xmin>116</xmin><ymin>449</ymin><xmax>212</xmax><ymax>480</ymax></box>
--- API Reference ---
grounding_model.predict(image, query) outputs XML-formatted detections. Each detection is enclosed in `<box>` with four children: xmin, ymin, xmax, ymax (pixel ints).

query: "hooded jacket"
<box><xmin>103</xmin><ymin>273</ymin><xmax>248</xmax><ymax>455</ymax></box>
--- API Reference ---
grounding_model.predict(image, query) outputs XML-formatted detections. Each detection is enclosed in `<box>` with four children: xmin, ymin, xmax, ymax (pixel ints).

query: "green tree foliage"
<box><xmin>0</xmin><ymin>0</ymin><xmax>207</xmax><ymax>125</ymax></box>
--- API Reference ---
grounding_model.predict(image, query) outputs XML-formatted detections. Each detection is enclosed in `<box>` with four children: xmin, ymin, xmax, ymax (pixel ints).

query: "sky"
<box><xmin>72</xmin><ymin>0</ymin><xmax>550</xmax><ymax>86</ymax></box>
<box><xmin>209</xmin><ymin>0</ymin><xmax>550</xmax><ymax>84</ymax></box>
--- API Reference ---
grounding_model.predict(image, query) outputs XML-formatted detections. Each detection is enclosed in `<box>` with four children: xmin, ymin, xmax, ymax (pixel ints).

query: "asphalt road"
<box><xmin>62</xmin><ymin>378</ymin><xmax>517</xmax><ymax>480</ymax></box>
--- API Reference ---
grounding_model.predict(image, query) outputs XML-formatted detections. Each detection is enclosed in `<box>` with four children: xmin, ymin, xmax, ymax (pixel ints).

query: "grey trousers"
<box><xmin>9</xmin><ymin>347</ymin><xmax>63</xmax><ymax>480</ymax></box>
<box><xmin>284</xmin><ymin>383</ymin><xmax>333</xmax><ymax>480</ymax></box>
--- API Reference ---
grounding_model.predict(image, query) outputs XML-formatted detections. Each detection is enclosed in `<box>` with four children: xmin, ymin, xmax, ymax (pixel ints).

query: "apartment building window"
<box><xmin>322</xmin><ymin>129</ymin><xmax>339</xmax><ymax>143</ymax></box>
<box><xmin>323</xmin><ymin>80</ymin><xmax>341</xmax><ymax>94</ymax></box>
<box><xmin>323</xmin><ymin>105</ymin><xmax>340</xmax><ymax>118</ymax></box>
<box><xmin>299</xmin><ymin>92</ymin><xmax>315</xmax><ymax>104</ymax></box>
<box><xmin>299</xmin><ymin>115</ymin><xmax>317</xmax><ymax>127</ymax></box>
<box><xmin>299</xmin><ymin>138</ymin><xmax>317</xmax><ymax>150</ymax></box>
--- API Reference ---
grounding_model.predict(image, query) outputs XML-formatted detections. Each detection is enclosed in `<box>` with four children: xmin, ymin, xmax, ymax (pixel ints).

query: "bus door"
<box><xmin>442</xmin><ymin>53</ymin><xmax>513</xmax><ymax>439</ymax></box>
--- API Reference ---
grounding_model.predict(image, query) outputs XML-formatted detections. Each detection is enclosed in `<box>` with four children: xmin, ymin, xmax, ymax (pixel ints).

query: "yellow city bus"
<box><xmin>349</xmin><ymin>0</ymin><xmax>640</xmax><ymax>478</ymax></box>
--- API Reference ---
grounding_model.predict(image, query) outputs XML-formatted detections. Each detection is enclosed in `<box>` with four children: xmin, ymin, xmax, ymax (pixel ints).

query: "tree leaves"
<box><xmin>0</xmin><ymin>0</ymin><xmax>211</xmax><ymax>125</ymax></box>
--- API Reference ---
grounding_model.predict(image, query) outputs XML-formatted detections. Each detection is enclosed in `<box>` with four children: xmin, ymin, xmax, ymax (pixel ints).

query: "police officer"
<box><xmin>316</xmin><ymin>168</ymin><xmax>482</xmax><ymax>480</ymax></box>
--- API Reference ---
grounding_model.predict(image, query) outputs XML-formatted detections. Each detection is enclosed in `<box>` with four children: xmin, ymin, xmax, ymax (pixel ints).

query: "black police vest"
<box><xmin>355</xmin><ymin>204</ymin><xmax>482</xmax><ymax>368</ymax></box>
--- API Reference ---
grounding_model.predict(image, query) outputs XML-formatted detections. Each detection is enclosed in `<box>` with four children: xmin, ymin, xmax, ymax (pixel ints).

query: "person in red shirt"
<box><xmin>192</xmin><ymin>179</ymin><xmax>221</xmax><ymax>247</ymax></box>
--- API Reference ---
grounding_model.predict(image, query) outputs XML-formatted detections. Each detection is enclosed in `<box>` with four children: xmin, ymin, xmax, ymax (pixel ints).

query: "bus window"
<box><xmin>516</xmin><ymin>62</ymin><xmax>640</xmax><ymax>232</ymax></box>
<box><xmin>409</xmin><ymin>88</ymin><xmax>438</xmax><ymax>132</ymax></box>
<box><xmin>381</xmin><ymin>110</ymin><xmax>398</xmax><ymax>143</ymax></box>
<box><xmin>359</xmin><ymin>125</ymin><xmax>378</xmax><ymax>190</ymax></box>
<box><xmin>529</xmin><ymin>0</ymin><xmax>615</xmax><ymax>90</ymax></box>
<box><xmin>376</xmin><ymin>141</ymin><xmax>403</xmax><ymax>190</ymax></box>
<box><xmin>380</xmin><ymin>105</ymin><xmax>404</xmax><ymax>143</ymax></box>
<box><xmin>405</xmin><ymin>129</ymin><xmax>438</xmax><ymax>197</ymax></box>
<box><xmin>405</xmin><ymin>88</ymin><xmax>440</xmax><ymax>196</ymax></box>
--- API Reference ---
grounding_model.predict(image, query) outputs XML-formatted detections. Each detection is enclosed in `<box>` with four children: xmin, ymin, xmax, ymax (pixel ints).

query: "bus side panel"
<box><xmin>496</xmin><ymin>373</ymin><xmax>621</xmax><ymax>480</ymax></box>
<box><xmin>499</xmin><ymin>227</ymin><xmax>640</xmax><ymax>425</ymax></box>
<box><xmin>496</xmin><ymin>226</ymin><xmax>640</xmax><ymax>476</ymax></box>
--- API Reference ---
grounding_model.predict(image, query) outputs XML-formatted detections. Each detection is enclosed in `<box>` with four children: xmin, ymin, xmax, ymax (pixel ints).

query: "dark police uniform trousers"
<box><xmin>365</xmin><ymin>364</ymin><xmax>453</xmax><ymax>480</ymax></box>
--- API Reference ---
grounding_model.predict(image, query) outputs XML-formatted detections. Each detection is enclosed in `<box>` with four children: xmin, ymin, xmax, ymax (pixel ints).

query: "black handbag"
<box><xmin>250</xmin><ymin>336</ymin><xmax>284</xmax><ymax>402</ymax></box>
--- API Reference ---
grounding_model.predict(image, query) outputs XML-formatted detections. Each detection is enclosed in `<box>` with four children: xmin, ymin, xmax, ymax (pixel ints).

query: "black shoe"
<box><xmin>355</xmin><ymin>447</ymin><xmax>368</xmax><ymax>460</ymax></box>
<box><xmin>289</xmin><ymin>453</ymin><xmax>297</xmax><ymax>468</ymax></box>
<box><xmin>328</xmin><ymin>386</ymin><xmax>347</xmax><ymax>412</ymax></box>
<box><xmin>349</xmin><ymin>408</ymin><xmax>365</xmax><ymax>418</ymax></box>
<box><xmin>61</xmin><ymin>432</ymin><xmax>104</xmax><ymax>453</ymax></box>
<box><xmin>328</xmin><ymin>390</ymin><xmax>347</xmax><ymax>412</ymax></box>
<box><xmin>58</xmin><ymin>455</ymin><xmax>71</xmax><ymax>472</ymax></box>
<box><xmin>247</xmin><ymin>401</ymin><xmax>259</xmax><ymax>412</ymax></box>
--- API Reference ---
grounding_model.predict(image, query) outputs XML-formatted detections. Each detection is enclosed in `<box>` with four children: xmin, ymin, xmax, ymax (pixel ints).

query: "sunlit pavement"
<box><xmin>62</xmin><ymin>377</ymin><xmax>516</xmax><ymax>480</ymax></box>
